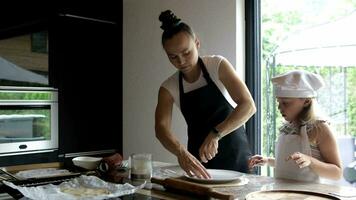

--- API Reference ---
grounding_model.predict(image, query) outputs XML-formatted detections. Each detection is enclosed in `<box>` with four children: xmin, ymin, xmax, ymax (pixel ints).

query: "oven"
<box><xmin>0</xmin><ymin>87</ymin><xmax>58</xmax><ymax>156</ymax></box>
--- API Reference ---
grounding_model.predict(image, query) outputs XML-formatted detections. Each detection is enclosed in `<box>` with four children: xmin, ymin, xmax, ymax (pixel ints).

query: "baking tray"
<box><xmin>0</xmin><ymin>173</ymin><xmax>82</xmax><ymax>199</ymax></box>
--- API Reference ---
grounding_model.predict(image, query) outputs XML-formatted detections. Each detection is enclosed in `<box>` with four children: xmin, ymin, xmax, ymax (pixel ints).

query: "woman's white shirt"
<box><xmin>161</xmin><ymin>55</ymin><xmax>237</xmax><ymax>109</ymax></box>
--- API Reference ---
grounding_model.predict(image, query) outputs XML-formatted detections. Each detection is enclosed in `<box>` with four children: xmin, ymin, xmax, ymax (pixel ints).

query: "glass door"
<box><xmin>261</xmin><ymin>0</ymin><xmax>356</xmax><ymax>186</ymax></box>
<box><xmin>0</xmin><ymin>88</ymin><xmax>58</xmax><ymax>155</ymax></box>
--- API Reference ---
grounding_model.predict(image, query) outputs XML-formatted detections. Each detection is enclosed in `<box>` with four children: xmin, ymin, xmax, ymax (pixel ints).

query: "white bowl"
<box><xmin>72</xmin><ymin>156</ymin><xmax>102</xmax><ymax>170</ymax></box>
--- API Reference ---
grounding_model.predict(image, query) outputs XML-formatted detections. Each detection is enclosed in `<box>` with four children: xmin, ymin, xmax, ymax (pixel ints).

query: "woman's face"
<box><xmin>277</xmin><ymin>97</ymin><xmax>309</xmax><ymax>122</ymax></box>
<box><xmin>163</xmin><ymin>31</ymin><xmax>200</xmax><ymax>73</ymax></box>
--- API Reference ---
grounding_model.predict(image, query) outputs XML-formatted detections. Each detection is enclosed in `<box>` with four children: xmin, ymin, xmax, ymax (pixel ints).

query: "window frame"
<box><xmin>245</xmin><ymin>0</ymin><xmax>262</xmax><ymax>159</ymax></box>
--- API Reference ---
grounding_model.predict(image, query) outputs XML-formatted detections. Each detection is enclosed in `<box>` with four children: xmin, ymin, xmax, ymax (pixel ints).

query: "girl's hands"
<box><xmin>287</xmin><ymin>152</ymin><xmax>312</xmax><ymax>168</ymax></box>
<box><xmin>177</xmin><ymin>147</ymin><xmax>211</xmax><ymax>179</ymax></box>
<box><xmin>199</xmin><ymin>133</ymin><xmax>219</xmax><ymax>163</ymax></box>
<box><xmin>248</xmin><ymin>155</ymin><xmax>268</xmax><ymax>169</ymax></box>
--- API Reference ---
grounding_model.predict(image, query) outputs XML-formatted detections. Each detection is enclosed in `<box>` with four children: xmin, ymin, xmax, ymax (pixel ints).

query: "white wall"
<box><xmin>123</xmin><ymin>0</ymin><xmax>245</xmax><ymax>163</ymax></box>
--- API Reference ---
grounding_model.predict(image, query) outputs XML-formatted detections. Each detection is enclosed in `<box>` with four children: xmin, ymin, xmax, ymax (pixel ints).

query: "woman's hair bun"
<box><xmin>159</xmin><ymin>10</ymin><xmax>181</xmax><ymax>31</ymax></box>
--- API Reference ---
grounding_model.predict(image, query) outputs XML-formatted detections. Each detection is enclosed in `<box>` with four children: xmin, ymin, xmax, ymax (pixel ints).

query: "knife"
<box><xmin>151</xmin><ymin>177</ymin><xmax>235</xmax><ymax>200</ymax></box>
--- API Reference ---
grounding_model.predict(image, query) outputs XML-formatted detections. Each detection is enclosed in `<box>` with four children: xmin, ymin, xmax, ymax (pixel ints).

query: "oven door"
<box><xmin>0</xmin><ymin>89</ymin><xmax>58</xmax><ymax>156</ymax></box>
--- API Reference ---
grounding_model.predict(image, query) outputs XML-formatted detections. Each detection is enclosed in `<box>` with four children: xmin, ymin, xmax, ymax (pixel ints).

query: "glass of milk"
<box><xmin>130</xmin><ymin>153</ymin><xmax>152</xmax><ymax>181</ymax></box>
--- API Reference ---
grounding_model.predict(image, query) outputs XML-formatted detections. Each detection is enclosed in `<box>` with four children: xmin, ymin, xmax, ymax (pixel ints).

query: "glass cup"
<box><xmin>130</xmin><ymin>153</ymin><xmax>152</xmax><ymax>181</ymax></box>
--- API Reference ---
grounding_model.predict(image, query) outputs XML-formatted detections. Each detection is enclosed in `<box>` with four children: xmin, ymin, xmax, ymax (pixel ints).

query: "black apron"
<box><xmin>179</xmin><ymin>57</ymin><xmax>251</xmax><ymax>173</ymax></box>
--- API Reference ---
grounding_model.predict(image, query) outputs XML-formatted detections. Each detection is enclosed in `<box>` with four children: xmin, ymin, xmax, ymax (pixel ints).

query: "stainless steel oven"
<box><xmin>0</xmin><ymin>87</ymin><xmax>58</xmax><ymax>156</ymax></box>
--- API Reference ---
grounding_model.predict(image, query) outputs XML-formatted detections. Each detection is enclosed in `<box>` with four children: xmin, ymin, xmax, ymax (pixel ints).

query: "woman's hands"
<box><xmin>199</xmin><ymin>133</ymin><xmax>219</xmax><ymax>163</ymax></box>
<box><xmin>177</xmin><ymin>147</ymin><xmax>211</xmax><ymax>179</ymax></box>
<box><xmin>177</xmin><ymin>132</ymin><xmax>218</xmax><ymax>179</ymax></box>
<box><xmin>287</xmin><ymin>152</ymin><xmax>312</xmax><ymax>168</ymax></box>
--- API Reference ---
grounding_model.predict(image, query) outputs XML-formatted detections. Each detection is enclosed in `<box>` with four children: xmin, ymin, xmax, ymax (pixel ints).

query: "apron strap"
<box><xmin>300</xmin><ymin>125</ymin><xmax>312</xmax><ymax>156</ymax></box>
<box><xmin>198</xmin><ymin>57</ymin><xmax>214</xmax><ymax>85</ymax></box>
<box><xmin>178</xmin><ymin>72</ymin><xmax>184</xmax><ymax>110</ymax></box>
<box><xmin>179</xmin><ymin>57</ymin><xmax>213</xmax><ymax>110</ymax></box>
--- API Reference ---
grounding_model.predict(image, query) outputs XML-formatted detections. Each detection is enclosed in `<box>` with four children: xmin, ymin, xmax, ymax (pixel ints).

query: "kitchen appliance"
<box><xmin>0</xmin><ymin>87</ymin><xmax>58</xmax><ymax>156</ymax></box>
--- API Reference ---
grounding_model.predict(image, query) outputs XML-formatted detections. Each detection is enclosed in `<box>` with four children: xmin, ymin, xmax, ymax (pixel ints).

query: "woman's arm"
<box><xmin>155</xmin><ymin>87</ymin><xmax>210</xmax><ymax>178</ymax></box>
<box><xmin>155</xmin><ymin>87</ymin><xmax>180</xmax><ymax>155</ymax></box>
<box><xmin>215</xmin><ymin>58</ymin><xmax>256</xmax><ymax>137</ymax></box>
<box><xmin>198</xmin><ymin>58</ymin><xmax>256</xmax><ymax>163</ymax></box>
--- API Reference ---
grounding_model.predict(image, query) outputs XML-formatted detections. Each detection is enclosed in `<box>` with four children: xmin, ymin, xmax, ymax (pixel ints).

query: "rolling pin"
<box><xmin>151</xmin><ymin>177</ymin><xmax>235</xmax><ymax>200</ymax></box>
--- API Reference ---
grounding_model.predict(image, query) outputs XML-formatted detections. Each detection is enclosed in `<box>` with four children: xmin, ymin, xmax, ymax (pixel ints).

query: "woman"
<box><xmin>155</xmin><ymin>10</ymin><xmax>256</xmax><ymax>179</ymax></box>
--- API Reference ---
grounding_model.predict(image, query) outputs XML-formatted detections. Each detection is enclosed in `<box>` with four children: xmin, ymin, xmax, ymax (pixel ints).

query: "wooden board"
<box><xmin>151</xmin><ymin>177</ymin><xmax>235</xmax><ymax>200</ymax></box>
<box><xmin>180</xmin><ymin>176</ymin><xmax>249</xmax><ymax>188</ymax></box>
<box><xmin>245</xmin><ymin>190</ymin><xmax>340</xmax><ymax>200</ymax></box>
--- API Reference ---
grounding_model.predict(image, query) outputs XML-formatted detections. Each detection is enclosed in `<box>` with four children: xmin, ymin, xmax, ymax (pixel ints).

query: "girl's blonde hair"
<box><xmin>298</xmin><ymin>98</ymin><xmax>317</xmax><ymax>124</ymax></box>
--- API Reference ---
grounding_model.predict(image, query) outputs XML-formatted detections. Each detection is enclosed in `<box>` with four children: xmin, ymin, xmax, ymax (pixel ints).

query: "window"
<box><xmin>260</xmin><ymin>0</ymin><xmax>356</xmax><ymax>186</ymax></box>
<box><xmin>0</xmin><ymin>30</ymin><xmax>48</xmax><ymax>87</ymax></box>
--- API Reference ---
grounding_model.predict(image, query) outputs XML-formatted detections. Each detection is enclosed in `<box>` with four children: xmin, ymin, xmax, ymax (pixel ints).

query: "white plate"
<box><xmin>184</xmin><ymin>169</ymin><xmax>243</xmax><ymax>183</ymax></box>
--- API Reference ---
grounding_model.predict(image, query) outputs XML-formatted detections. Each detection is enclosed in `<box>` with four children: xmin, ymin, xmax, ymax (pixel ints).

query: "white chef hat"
<box><xmin>271</xmin><ymin>70</ymin><xmax>325</xmax><ymax>98</ymax></box>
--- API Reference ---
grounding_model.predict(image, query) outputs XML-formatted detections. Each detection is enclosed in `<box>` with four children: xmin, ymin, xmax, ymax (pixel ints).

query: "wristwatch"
<box><xmin>211</xmin><ymin>127</ymin><xmax>223</xmax><ymax>140</ymax></box>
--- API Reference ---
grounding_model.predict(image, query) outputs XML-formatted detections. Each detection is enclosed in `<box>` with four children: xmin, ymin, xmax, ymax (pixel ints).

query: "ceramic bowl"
<box><xmin>72</xmin><ymin>156</ymin><xmax>102</xmax><ymax>170</ymax></box>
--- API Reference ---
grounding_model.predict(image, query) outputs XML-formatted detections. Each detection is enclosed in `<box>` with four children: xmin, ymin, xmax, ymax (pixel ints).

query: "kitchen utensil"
<box><xmin>151</xmin><ymin>177</ymin><xmax>235</xmax><ymax>200</ymax></box>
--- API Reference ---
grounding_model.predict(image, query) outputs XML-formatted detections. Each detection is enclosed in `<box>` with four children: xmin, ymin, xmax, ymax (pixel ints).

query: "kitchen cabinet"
<box><xmin>0</xmin><ymin>4</ymin><xmax>123</xmax><ymax>166</ymax></box>
<box><xmin>51</xmin><ymin>6</ymin><xmax>123</xmax><ymax>161</ymax></box>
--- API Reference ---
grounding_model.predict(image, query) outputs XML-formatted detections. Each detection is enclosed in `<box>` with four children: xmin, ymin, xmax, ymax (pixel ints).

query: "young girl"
<box><xmin>249</xmin><ymin>70</ymin><xmax>342</xmax><ymax>182</ymax></box>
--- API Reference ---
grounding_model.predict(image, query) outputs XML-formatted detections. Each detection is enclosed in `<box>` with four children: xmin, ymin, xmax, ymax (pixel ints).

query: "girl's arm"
<box><xmin>248</xmin><ymin>155</ymin><xmax>275</xmax><ymax>168</ymax></box>
<box><xmin>267</xmin><ymin>157</ymin><xmax>276</xmax><ymax>167</ymax></box>
<box><xmin>289</xmin><ymin>122</ymin><xmax>342</xmax><ymax>180</ymax></box>
<box><xmin>310</xmin><ymin>122</ymin><xmax>342</xmax><ymax>179</ymax></box>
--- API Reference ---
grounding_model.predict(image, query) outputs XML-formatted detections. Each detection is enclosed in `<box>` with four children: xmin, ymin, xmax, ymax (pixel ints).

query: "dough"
<box><xmin>60</xmin><ymin>186</ymin><xmax>110</xmax><ymax>197</ymax></box>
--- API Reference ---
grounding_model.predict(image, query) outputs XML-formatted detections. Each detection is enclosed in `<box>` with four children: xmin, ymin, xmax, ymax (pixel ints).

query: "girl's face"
<box><xmin>163</xmin><ymin>31</ymin><xmax>200</xmax><ymax>74</ymax></box>
<box><xmin>277</xmin><ymin>97</ymin><xmax>309</xmax><ymax>123</ymax></box>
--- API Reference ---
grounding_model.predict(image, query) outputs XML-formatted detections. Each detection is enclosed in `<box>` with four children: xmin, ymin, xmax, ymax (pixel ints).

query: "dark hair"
<box><xmin>159</xmin><ymin>10</ymin><xmax>195</xmax><ymax>45</ymax></box>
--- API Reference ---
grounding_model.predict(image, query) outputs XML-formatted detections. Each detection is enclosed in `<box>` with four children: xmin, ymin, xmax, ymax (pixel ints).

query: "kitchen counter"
<box><xmin>1</xmin><ymin>161</ymin><xmax>356</xmax><ymax>199</ymax></box>
<box><xmin>139</xmin><ymin>163</ymin><xmax>356</xmax><ymax>200</ymax></box>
